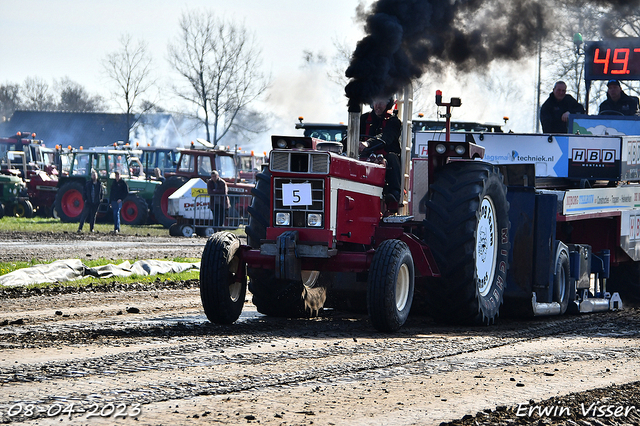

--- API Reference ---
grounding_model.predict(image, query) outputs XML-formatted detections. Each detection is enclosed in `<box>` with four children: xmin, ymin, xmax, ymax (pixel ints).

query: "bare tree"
<box><xmin>22</xmin><ymin>76</ymin><xmax>56</xmax><ymax>111</ymax></box>
<box><xmin>56</xmin><ymin>77</ymin><xmax>104</xmax><ymax>112</ymax></box>
<box><xmin>103</xmin><ymin>34</ymin><xmax>156</xmax><ymax>143</ymax></box>
<box><xmin>0</xmin><ymin>83</ymin><xmax>21</xmax><ymax>120</ymax></box>
<box><xmin>167</xmin><ymin>9</ymin><xmax>270</xmax><ymax>145</ymax></box>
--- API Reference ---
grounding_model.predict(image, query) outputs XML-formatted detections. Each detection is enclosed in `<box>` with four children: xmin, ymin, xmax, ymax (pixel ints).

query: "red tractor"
<box><xmin>153</xmin><ymin>145</ymin><xmax>254</xmax><ymax>229</ymax></box>
<box><xmin>0</xmin><ymin>132</ymin><xmax>63</xmax><ymax>217</ymax></box>
<box><xmin>198</xmin><ymin>87</ymin><xmax>513</xmax><ymax>331</ymax></box>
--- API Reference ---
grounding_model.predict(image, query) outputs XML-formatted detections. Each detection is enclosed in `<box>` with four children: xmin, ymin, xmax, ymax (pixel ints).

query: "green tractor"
<box><xmin>54</xmin><ymin>149</ymin><xmax>161</xmax><ymax>224</ymax></box>
<box><xmin>0</xmin><ymin>174</ymin><xmax>34</xmax><ymax>219</ymax></box>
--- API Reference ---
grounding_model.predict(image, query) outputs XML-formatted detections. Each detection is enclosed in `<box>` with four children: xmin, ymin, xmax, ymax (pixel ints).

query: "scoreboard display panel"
<box><xmin>585</xmin><ymin>38</ymin><xmax>640</xmax><ymax>81</ymax></box>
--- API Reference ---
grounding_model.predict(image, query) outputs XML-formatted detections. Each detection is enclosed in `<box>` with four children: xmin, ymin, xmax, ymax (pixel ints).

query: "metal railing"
<box><xmin>193</xmin><ymin>193</ymin><xmax>252</xmax><ymax>230</ymax></box>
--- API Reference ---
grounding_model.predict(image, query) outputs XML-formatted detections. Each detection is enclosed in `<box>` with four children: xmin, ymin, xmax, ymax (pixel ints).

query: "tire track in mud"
<box><xmin>1</xmin><ymin>308</ymin><xmax>639</xmax><ymax>423</ymax></box>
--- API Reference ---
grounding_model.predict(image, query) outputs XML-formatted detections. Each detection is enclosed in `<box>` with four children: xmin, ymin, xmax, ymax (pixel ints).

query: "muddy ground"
<box><xmin>1</xmin><ymin>231</ymin><xmax>640</xmax><ymax>426</ymax></box>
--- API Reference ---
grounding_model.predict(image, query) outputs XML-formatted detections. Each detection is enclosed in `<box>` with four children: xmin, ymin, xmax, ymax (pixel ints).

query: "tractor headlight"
<box><xmin>276</xmin><ymin>139</ymin><xmax>288</xmax><ymax>148</ymax></box>
<box><xmin>435</xmin><ymin>143</ymin><xmax>447</xmax><ymax>154</ymax></box>
<box><xmin>275</xmin><ymin>212</ymin><xmax>290</xmax><ymax>226</ymax></box>
<box><xmin>307</xmin><ymin>213</ymin><xmax>322</xmax><ymax>227</ymax></box>
<box><xmin>455</xmin><ymin>145</ymin><xmax>466</xmax><ymax>155</ymax></box>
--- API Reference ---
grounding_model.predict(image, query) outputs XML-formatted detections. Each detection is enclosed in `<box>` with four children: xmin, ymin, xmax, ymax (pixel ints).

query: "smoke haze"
<box><xmin>345</xmin><ymin>0</ymin><xmax>640</xmax><ymax>108</ymax></box>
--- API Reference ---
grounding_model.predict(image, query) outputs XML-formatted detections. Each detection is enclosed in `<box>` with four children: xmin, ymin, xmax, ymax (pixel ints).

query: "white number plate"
<box><xmin>282</xmin><ymin>183</ymin><xmax>312</xmax><ymax>206</ymax></box>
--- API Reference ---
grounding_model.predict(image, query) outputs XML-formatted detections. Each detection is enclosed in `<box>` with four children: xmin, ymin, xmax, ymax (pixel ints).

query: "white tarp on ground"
<box><xmin>0</xmin><ymin>259</ymin><xmax>200</xmax><ymax>287</ymax></box>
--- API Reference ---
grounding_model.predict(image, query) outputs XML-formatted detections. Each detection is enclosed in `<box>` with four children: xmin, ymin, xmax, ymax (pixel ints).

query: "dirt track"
<box><xmin>1</xmin><ymin>232</ymin><xmax>640</xmax><ymax>425</ymax></box>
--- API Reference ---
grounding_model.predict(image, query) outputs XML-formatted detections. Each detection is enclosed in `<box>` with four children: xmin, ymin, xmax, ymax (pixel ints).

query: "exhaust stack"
<box><xmin>346</xmin><ymin>104</ymin><xmax>361</xmax><ymax>159</ymax></box>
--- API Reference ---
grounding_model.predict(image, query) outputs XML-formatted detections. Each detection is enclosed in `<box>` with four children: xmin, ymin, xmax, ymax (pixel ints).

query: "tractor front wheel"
<box><xmin>12</xmin><ymin>199</ymin><xmax>34</xmax><ymax>218</ymax></box>
<box><xmin>200</xmin><ymin>231</ymin><xmax>246</xmax><ymax>324</ymax></box>
<box><xmin>367</xmin><ymin>239</ymin><xmax>415</xmax><ymax>332</ymax></box>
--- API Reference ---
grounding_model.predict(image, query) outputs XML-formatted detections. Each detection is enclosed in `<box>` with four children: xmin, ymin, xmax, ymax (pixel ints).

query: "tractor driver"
<box><xmin>359</xmin><ymin>97</ymin><xmax>402</xmax><ymax>205</ymax></box>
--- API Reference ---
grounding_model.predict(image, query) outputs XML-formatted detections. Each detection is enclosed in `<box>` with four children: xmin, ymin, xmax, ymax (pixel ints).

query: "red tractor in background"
<box><xmin>0</xmin><ymin>132</ymin><xmax>65</xmax><ymax>217</ymax></box>
<box><xmin>152</xmin><ymin>144</ymin><xmax>254</xmax><ymax>229</ymax></box>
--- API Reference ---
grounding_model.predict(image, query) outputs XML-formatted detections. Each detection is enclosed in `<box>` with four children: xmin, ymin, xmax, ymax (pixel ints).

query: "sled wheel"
<box><xmin>121</xmin><ymin>195</ymin><xmax>148</xmax><ymax>225</ymax></box>
<box><xmin>152</xmin><ymin>176</ymin><xmax>187</xmax><ymax>228</ymax></box>
<box><xmin>553</xmin><ymin>246</ymin><xmax>573</xmax><ymax>314</ymax></box>
<box><xmin>423</xmin><ymin>161</ymin><xmax>510</xmax><ymax>325</ymax></box>
<box><xmin>200</xmin><ymin>231</ymin><xmax>246</xmax><ymax>324</ymax></box>
<box><xmin>180</xmin><ymin>224</ymin><xmax>195</xmax><ymax>237</ymax></box>
<box><xmin>196</xmin><ymin>227</ymin><xmax>216</xmax><ymax>237</ymax></box>
<box><xmin>55</xmin><ymin>181</ymin><xmax>85</xmax><ymax>222</ymax></box>
<box><xmin>169</xmin><ymin>223</ymin><xmax>181</xmax><ymax>236</ymax></box>
<box><xmin>367</xmin><ymin>239</ymin><xmax>414</xmax><ymax>332</ymax></box>
<box><xmin>12</xmin><ymin>199</ymin><xmax>34</xmax><ymax>218</ymax></box>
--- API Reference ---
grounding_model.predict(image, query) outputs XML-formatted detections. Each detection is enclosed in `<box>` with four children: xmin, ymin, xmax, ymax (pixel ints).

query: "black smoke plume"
<box><xmin>345</xmin><ymin>0</ymin><xmax>640</xmax><ymax>110</ymax></box>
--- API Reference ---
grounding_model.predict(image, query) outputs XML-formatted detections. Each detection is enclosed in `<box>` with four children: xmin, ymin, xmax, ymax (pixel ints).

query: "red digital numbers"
<box><xmin>611</xmin><ymin>48</ymin><xmax>630</xmax><ymax>74</ymax></box>
<box><xmin>594</xmin><ymin>48</ymin><xmax>610</xmax><ymax>74</ymax></box>
<box><xmin>593</xmin><ymin>47</ymin><xmax>640</xmax><ymax>75</ymax></box>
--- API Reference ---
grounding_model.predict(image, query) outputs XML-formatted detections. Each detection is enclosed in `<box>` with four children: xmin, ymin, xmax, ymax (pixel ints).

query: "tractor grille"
<box><xmin>270</xmin><ymin>151</ymin><xmax>330</xmax><ymax>174</ymax></box>
<box><xmin>273</xmin><ymin>178</ymin><xmax>324</xmax><ymax>228</ymax></box>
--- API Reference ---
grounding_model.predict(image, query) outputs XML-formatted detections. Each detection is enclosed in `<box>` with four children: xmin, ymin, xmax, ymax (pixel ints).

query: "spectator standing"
<box><xmin>207</xmin><ymin>170</ymin><xmax>230</xmax><ymax>227</ymax></box>
<box><xmin>110</xmin><ymin>171</ymin><xmax>129</xmax><ymax>233</ymax></box>
<box><xmin>599</xmin><ymin>80</ymin><xmax>640</xmax><ymax>116</ymax></box>
<box><xmin>78</xmin><ymin>169</ymin><xmax>103</xmax><ymax>233</ymax></box>
<box><xmin>540</xmin><ymin>81</ymin><xmax>585</xmax><ymax>133</ymax></box>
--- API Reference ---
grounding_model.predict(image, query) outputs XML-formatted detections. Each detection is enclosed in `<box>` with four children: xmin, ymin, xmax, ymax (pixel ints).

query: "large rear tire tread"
<box><xmin>200</xmin><ymin>231</ymin><xmax>246</xmax><ymax>324</ymax></box>
<box><xmin>367</xmin><ymin>239</ymin><xmax>415</xmax><ymax>332</ymax></box>
<box><xmin>423</xmin><ymin>161</ymin><xmax>510</xmax><ymax>325</ymax></box>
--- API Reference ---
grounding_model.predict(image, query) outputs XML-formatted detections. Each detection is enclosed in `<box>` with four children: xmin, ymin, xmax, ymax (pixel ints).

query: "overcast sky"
<box><xmin>1</xmin><ymin>1</ymin><xmax>538</xmax><ymax>149</ymax></box>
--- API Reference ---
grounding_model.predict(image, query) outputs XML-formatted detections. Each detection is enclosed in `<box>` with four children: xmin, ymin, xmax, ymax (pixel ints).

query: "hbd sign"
<box><xmin>571</xmin><ymin>148</ymin><xmax>616</xmax><ymax>163</ymax></box>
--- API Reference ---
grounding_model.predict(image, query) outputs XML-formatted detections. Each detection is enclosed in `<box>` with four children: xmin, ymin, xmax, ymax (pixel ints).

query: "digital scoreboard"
<box><xmin>585</xmin><ymin>38</ymin><xmax>640</xmax><ymax>81</ymax></box>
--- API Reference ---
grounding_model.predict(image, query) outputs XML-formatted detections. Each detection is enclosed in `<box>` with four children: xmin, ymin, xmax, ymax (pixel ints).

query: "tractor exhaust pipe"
<box><xmin>347</xmin><ymin>103</ymin><xmax>361</xmax><ymax>159</ymax></box>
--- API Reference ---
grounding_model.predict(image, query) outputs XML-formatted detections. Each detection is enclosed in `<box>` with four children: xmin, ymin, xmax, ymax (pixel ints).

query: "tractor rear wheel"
<box><xmin>246</xmin><ymin>170</ymin><xmax>327</xmax><ymax>318</ymax></box>
<box><xmin>367</xmin><ymin>239</ymin><xmax>414</xmax><ymax>332</ymax></box>
<box><xmin>121</xmin><ymin>194</ymin><xmax>148</xmax><ymax>225</ymax></box>
<box><xmin>423</xmin><ymin>161</ymin><xmax>510</xmax><ymax>325</ymax></box>
<box><xmin>200</xmin><ymin>231</ymin><xmax>246</xmax><ymax>324</ymax></box>
<box><xmin>152</xmin><ymin>176</ymin><xmax>187</xmax><ymax>228</ymax></box>
<box><xmin>55</xmin><ymin>182</ymin><xmax>85</xmax><ymax>222</ymax></box>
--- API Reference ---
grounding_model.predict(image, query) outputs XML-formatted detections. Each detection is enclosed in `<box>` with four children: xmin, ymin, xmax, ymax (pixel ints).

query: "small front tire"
<box><xmin>367</xmin><ymin>239</ymin><xmax>415</xmax><ymax>332</ymax></box>
<box><xmin>200</xmin><ymin>232</ymin><xmax>246</xmax><ymax>324</ymax></box>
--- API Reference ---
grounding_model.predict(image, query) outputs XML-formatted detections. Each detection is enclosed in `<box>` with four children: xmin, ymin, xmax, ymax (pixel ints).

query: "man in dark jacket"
<box><xmin>109</xmin><ymin>171</ymin><xmax>129</xmax><ymax>233</ymax></box>
<box><xmin>599</xmin><ymin>80</ymin><xmax>640</xmax><ymax>116</ymax></box>
<box><xmin>207</xmin><ymin>170</ymin><xmax>230</xmax><ymax>227</ymax></box>
<box><xmin>78</xmin><ymin>169</ymin><xmax>103</xmax><ymax>233</ymax></box>
<box><xmin>359</xmin><ymin>97</ymin><xmax>402</xmax><ymax>205</ymax></box>
<box><xmin>540</xmin><ymin>81</ymin><xmax>585</xmax><ymax>133</ymax></box>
